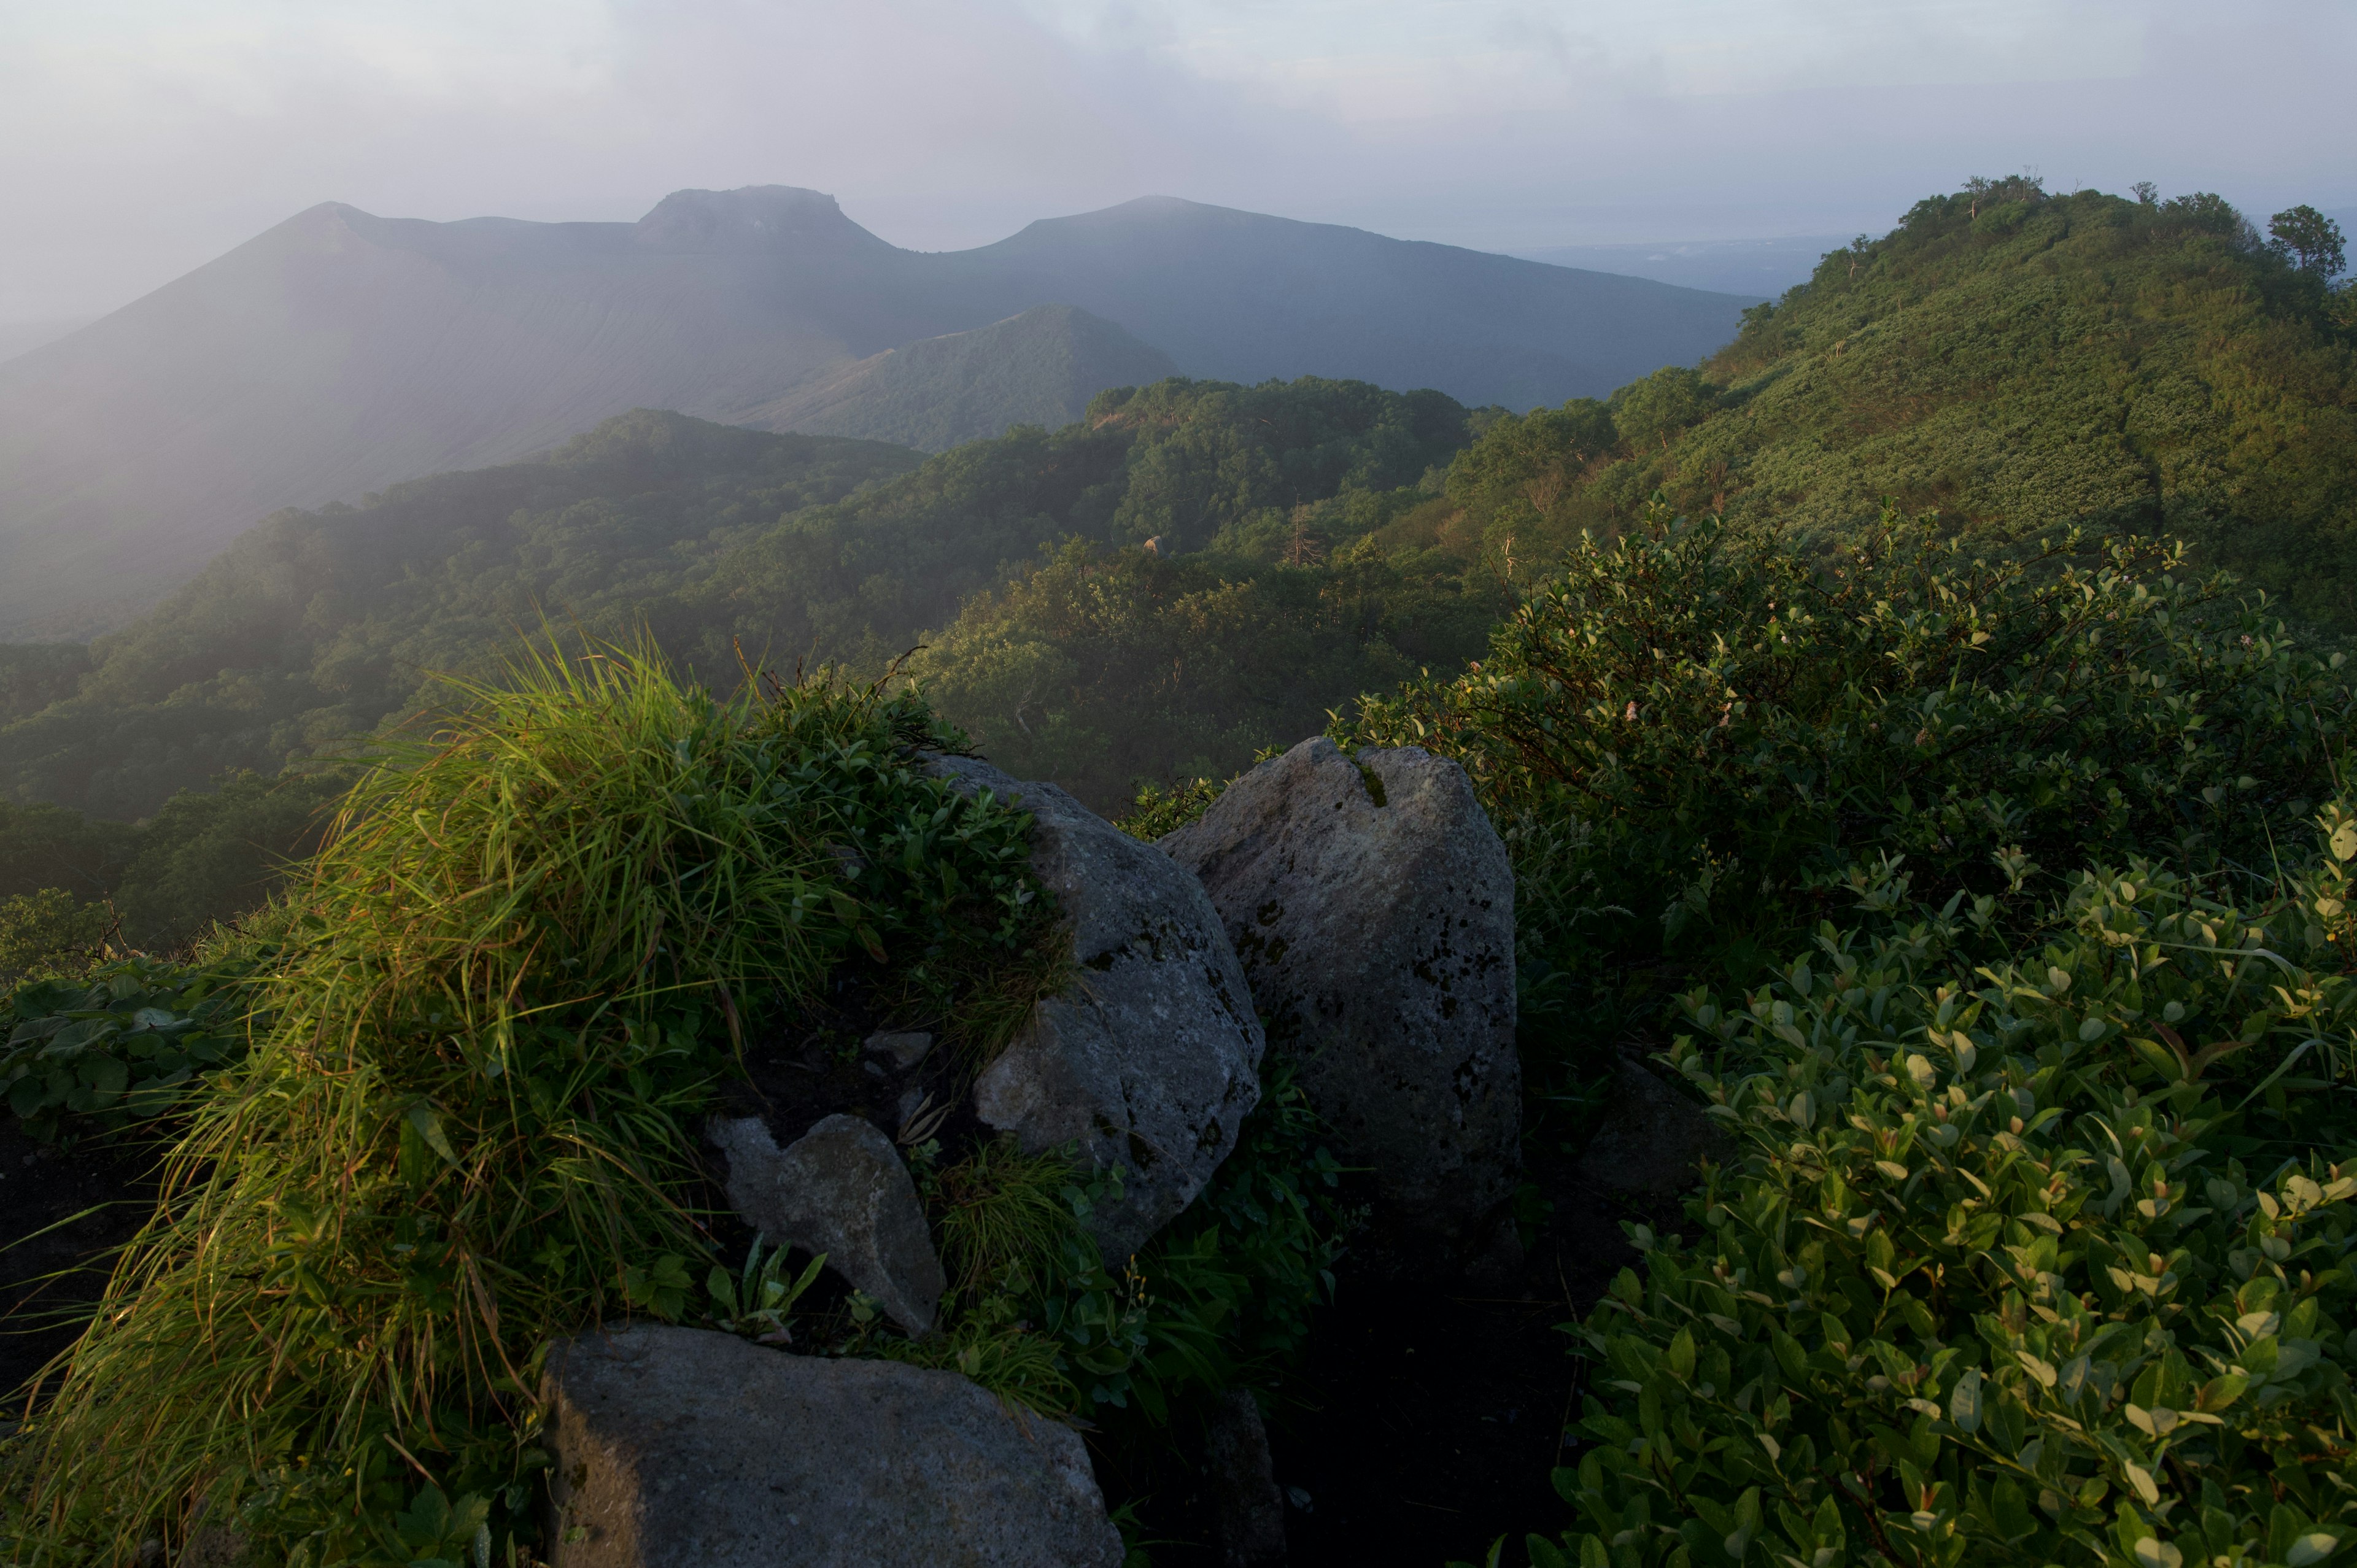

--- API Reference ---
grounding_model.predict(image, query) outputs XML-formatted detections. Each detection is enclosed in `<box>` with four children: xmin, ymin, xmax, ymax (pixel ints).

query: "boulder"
<box><xmin>1204</xmin><ymin>1389</ymin><xmax>1288</xmax><ymax>1567</ymax></box>
<box><xmin>864</xmin><ymin>1029</ymin><xmax>934</xmax><ymax>1070</ymax></box>
<box><xmin>924</xmin><ymin>754</ymin><xmax>1264</xmax><ymax>1262</ymax></box>
<box><xmin>1161</xmin><ymin>738</ymin><xmax>1519</xmax><ymax>1257</ymax></box>
<box><xmin>707</xmin><ymin>1114</ymin><xmax>945</xmax><ymax>1335</ymax></box>
<box><xmin>544</xmin><ymin>1326</ymin><xmax>1123</xmax><ymax>1568</ymax></box>
<box><xmin>1575</xmin><ymin>1059</ymin><xmax>1728</xmax><ymax>1200</ymax></box>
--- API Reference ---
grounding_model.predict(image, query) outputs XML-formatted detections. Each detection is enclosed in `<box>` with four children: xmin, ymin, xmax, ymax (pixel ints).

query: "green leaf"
<box><xmin>2290</xmin><ymin>1535</ymin><xmax>2342</xmax><ymax>1568</ymax></box>
<box><xmin>1948</xmin><ymin>1366</ymin><xmax>1983</xmax><ymax>1432</ymax></box>
<box><xmin>407</xmin><ymin>1102</ymin><xmax>460</xmax><ymax>1166</ymax></box>
<box><xmin>1667</xmin><ymin>1327</ymin><xmax>1697</xmax><ymax>1381</ymax></box>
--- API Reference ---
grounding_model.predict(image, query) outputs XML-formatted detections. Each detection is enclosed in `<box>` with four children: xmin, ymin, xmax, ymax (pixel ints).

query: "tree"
<box><xmin>2270</xmin><ymin>204</ymin><xmax>2348</xmax><ymax>279</ymax></box>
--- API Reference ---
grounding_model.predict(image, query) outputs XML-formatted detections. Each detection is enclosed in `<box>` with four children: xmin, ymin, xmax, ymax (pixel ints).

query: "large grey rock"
<box><xmin>1576</xmin><ymin>1059</ymin><xmax>1728</xmax><ymax>1199</ymax></box>
<box><xmin>708</xmin><ymin>1113</ymin><xmax>945</xmax><ymax>1335</ymax></box>
<box><xmin>925</xmin><ymin>754</ymin><xmax>1263</xmax><ymax>1261</ymax></box>
<box><xmin>1161</xmin><ymin>737</ymin><xmax>1519</xmax><ymax>1255</ymax></box>
<box><xmin>544</xmin><ymin>1326</ymin><xmax>1123</xmax><ymax>1568</ymax></box>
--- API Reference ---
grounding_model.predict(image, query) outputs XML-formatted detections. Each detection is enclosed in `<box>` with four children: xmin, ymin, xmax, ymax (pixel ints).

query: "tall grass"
<box><xmin>6</xmin><ymin>646</ymin><xmax>1051</xmax><ymax>1564</ymax></box>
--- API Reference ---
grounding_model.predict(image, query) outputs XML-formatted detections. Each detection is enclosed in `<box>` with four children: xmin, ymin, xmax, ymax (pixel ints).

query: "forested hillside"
<box><xmin>0</xmin><ymin>378</ymin><xmax>1479</xmax><ymax>825</ymax></box>
<box><xmin>1448</xmin><ymin>179</ymin><xmax>2357</xmax><ymax>627</ymax></box>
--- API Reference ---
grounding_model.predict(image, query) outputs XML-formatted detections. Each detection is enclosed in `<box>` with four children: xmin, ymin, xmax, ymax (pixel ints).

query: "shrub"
<box><xmin>1</xmin><ymin>956</ymin><xmax>257</xmax><ymax>1141</ymax></box>
<box><xmin>1520</xmin><ymin>807</ymin><xmax>2357</xmax><ymax>1568</ymax></box>
<box><xmin>1342</xmin><ymin>505</ymin><xmax>2356</xmax><ymax>987</ymax></box>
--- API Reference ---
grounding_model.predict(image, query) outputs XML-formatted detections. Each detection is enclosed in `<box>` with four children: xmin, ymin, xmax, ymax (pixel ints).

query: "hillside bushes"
<box><xmin>1343</xmin><ymin>504</ymin><xmax>2356</xmax><ymax>991</ymax></box>
<box><xmin>1529</xmin><ymin>811</ymin><xmax>2357</xmax><ymax>1568</ymax></box>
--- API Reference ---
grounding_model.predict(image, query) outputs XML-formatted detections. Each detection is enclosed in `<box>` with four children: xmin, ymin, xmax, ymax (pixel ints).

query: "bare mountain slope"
<box><xmin>0</xmin><ymin>184</ymin><xmax>1752</xmax><ymax>636</ymax></box>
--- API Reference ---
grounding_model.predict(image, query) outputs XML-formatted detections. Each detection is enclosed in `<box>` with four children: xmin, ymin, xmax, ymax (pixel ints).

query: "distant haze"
<box><xmin>1511</xmin><ymin>238</ymin><xmax>1856</xmax><ymax>298</ymax></box>
<box><xmin>2</xmin><ymin>2</ymin><xmax>2351</xmax><ymax>325</ymax></box>
<box><xmin>0</xmin><ymin>319</ymin><xmax>95</xmax><ymax>366</ymax></box>
<box><xmin>0</xmin><ymin>185</ymin><xmax>1751</xmax><ymax>639</ymax></box>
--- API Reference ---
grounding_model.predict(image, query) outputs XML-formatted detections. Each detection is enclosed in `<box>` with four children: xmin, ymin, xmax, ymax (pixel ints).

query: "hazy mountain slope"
<box><xmin>930</xmin><ymin>196</ymin><xmax>1751</xmax><ymax>407</ymax></box>
<box><xmin>0</xmin><ymin>377</ymin><xmax>1471</xmax><ymax>818</ymax></box>
<box><xmin>0</xmin><ymin>411</ymin><xmax>921</xmax><ymax>817</ymax></box>
<box><xmin>1512</xmin><ymin>236</ymin><xmax>1842</xmax><ymax>296</ymax></box>
<box><xmin>0</xmin><ymin>188</ymin><xmax>921</xmax><ymax>639</ymax></box>
<box><xmin>738</xmin><ymin>304</ymin><xmax>1177</xmax><ymax>450</ymax></box>
<box><xmin>0</xmin><ymin>184</ymin><xmax>1749</xmax><ymax>638</ymax></box>
<box><xmin>0</xmin><ymin>318</ymin><xmax>94</xmax><ymax>366</ymax></box>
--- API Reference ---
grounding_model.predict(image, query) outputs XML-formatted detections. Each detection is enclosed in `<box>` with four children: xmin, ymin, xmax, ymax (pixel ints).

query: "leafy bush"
<box><xmin>2</xmin><ymin>956</ymin><xmax>257</xmax><ymax>1141</ymax></box>
<box><xmin>1344</xmin><ymin>506</ymin><xmax>2355</xmax><ymax>987</ymax></box>
<box><xmin>7</xmin><ymin>648</ymin><xmax>1056</xmax><ymax>1564</ymax></box>
<box><xmin>1525</xmin><ymin>809</ymin><xmax>2357</xmax><ymax>1568</ymax></box>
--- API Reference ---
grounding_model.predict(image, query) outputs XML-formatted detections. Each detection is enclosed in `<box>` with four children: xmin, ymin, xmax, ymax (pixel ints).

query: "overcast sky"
<box><xmin>4</xmin><ymin>0</ymin><xmax>2351</xmax><ymax>324</ymax></box>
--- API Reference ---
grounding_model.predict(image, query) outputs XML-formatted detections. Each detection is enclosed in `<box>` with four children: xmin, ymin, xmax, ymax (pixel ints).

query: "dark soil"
<box><xmin>0</xmin><ymin>1119</ymin><xmax>161</xmax><ymax>1415</ymax></box>
<box><xmin>711</xmin><ymin>973</ymin><xmax>991</xmax><ymax>1168</ymax></box>
<box><xmin>1259</xmin><ymin>1139</ymin><xmax>1676</xmax><ymax>1566</ymax></box>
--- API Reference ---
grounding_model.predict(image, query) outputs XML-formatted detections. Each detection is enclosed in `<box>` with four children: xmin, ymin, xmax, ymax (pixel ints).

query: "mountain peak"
<box><xmin>632</xmin><ymin>185</ymin><xmax>889</xmax><ymax>254</ymax></box>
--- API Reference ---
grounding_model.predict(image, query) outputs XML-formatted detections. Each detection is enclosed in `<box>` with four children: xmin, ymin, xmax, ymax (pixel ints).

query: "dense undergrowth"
<box><xmin>1522</xmin><ymin>813</ymin><xmax>2357</xmax><ymax>1568</ymax></box>
<box><xmin>1302</xmin><ymin>492</ymin><xmax>2357</xmax><ymax>1564</ymax></box>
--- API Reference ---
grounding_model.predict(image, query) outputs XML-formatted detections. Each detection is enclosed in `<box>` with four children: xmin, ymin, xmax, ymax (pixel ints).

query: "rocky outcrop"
<box><xmin>544</xmin><ymin>1326</ymin><xmax>1123</xmax><ymax>1567</ymax></box>
<box><xmin>924</xmin><ymin>754</ymin><xmax>1264</xmax><ymax>1262</ymax></box>
<box><xmin>1161</xmin><ymin>738</ymin><xmax>1519</xmax><ymax>1257</ymax></box>
<box><xmin>1205</xmin><ymin>1389</ymin><xmax>1288</xmax><ymax>1567</ymax></box>
<box><xmin>707</xmin><ymin>1114</ymin><xmax>945</xmax><ymax>1335</ymax></box>
<box><xmin>1575</xmin><ymin>1059</ymin><xmax>1728</xmax><ymax>1200</ymax></box>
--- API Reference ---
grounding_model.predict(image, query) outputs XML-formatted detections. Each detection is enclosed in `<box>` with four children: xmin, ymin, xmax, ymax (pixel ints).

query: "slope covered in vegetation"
<box><xmin>1309</xmin><ymin>493</ymin><xmax>2357</xmax><ymax>1564</ymax></box>
<box><xmin>1447</xmin><ymin>180</ymin><xmax>2357</xmax><ymax>630</ymax></box>
<box><xmin>0</xmin><ymin>379</ymin><xmax>1471</xmax><ymax>824</ymax></box>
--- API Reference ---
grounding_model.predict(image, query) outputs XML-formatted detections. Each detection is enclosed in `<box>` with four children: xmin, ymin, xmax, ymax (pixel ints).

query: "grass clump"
<box><xmin>3</xmin><ymin>645</ymin><xmax>1053</xmax><ymax>1564</ymax></box>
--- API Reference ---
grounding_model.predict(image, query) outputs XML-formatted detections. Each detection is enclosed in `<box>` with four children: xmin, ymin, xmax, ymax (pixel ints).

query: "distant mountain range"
<box><xmin>0</xmin><ymin>185</ymin><xmax>1754</xmax><ymax>638</ymax></box>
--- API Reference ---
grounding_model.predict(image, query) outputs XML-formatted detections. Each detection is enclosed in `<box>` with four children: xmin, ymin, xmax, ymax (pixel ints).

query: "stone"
<box><xmin>1204</xmin><ymin>1389</ymin><xmax>1288</xmax><ymax>1567</ymax></box>
<box><xmin>924</xmin><ymin>754</ymin><xmax>1264</xmax><ymax>1261</ymax></box>
<box><xmin>864</xmin><ymin>1029</ymin><xmax>934</xmax><ymax>1069</ymax></box>
<box><xmin>544</xmin><ymin>1326</ymin><xmax>1123</xmax><ymax>1568</ymax></box>
<box><xmin>1161</xmin><ymin>737</ymin><xmax>1519</xmax><ymax>1257</ymax></box>
<box><xmin>707</xmin><ymin>1113</ymin><xmax>945</xmax><ymax>1335</ymax></box>
<box><xmin>1576</xmin><ymin>1059</ymin><xmax>1729</xmax><ymax>1199</ymax></box>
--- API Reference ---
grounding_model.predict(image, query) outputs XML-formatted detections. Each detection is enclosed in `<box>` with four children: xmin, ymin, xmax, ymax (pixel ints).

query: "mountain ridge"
<box><xmin>0</xmin><ymin>184</ymin><xmax>1754</xmax><ymax>638</ymax></box>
